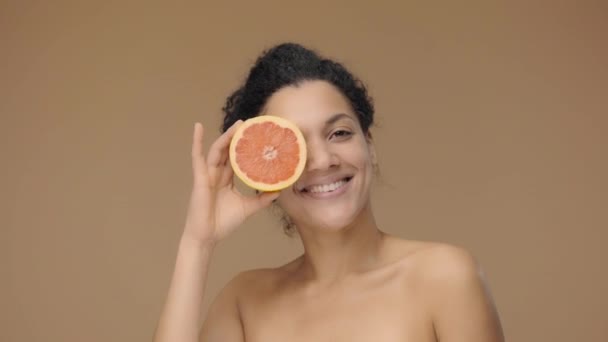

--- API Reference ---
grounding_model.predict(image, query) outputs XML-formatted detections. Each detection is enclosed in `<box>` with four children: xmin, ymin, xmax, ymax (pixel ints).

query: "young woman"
<box><xmin>154</xmin><ymin>43</ymin><xmax>504</xmax><ymax>342</ymax></box>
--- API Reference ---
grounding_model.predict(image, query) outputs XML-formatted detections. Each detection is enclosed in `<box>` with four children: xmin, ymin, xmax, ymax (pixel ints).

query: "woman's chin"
<box><xmin>291</xmin><ymin>199</ymin><xmax>374</xmax><ymax>234</ymax></box>
<box><xmin>301</xmin><ymin>214</ymin><xmax>359</xmax><ymax>233</ymax></box>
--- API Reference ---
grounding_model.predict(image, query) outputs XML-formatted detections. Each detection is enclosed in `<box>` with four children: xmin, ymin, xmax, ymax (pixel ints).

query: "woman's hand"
<box><xmin>182</xmin><ymin>121</ymin><xmax>279</xmax><ymax>246</ymax></box>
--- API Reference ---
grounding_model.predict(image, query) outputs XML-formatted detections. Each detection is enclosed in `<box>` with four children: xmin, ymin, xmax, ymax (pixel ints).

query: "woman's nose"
<box><xmin>305</xmin><ymin>140</ymin><xmax>339</xmax><ymax>172</ymax></box>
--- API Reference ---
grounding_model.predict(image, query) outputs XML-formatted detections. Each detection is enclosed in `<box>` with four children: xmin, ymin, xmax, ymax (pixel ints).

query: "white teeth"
<box><xmin>308</xmin><ymin>179</ymin><xmax>347</xmax><ymax>193</ymax></box>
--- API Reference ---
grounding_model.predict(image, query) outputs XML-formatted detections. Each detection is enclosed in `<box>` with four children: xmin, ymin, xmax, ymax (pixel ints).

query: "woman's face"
<box><xmin>262</xmin><ymin>80</ymin><xmax>376</xmax><ymax>232</ymax></box>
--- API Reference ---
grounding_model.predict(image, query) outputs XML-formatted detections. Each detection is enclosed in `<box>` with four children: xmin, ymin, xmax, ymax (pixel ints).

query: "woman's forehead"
<box><xmin>262</xmin><ymin>81</ymin><xmax>356</xmax><ymax>129</ymax></box>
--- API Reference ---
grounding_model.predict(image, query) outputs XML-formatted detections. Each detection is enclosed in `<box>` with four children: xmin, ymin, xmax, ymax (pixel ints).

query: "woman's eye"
<box><xmin>331</xmin><ymin>130</ymin><xmax>353</xmax><ymax>140</ymax></box>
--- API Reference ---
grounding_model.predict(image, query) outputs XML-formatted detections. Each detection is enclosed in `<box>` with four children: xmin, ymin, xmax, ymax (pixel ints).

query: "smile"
<box><xmin>308</xmin><ymin>178</ymin><xmax>348</xmax><ymax>193</ymax></box>
<box><xmin>300</xmin><ymin>177</ymin><xmax>353</xmax><ymax>197</ymax></box>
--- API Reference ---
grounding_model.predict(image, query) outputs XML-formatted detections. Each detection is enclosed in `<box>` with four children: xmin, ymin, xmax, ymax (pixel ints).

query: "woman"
<box><xmin>154</xmin><ymin>43</ymin><xmax>504</xmax><ymax>342</ymax></box>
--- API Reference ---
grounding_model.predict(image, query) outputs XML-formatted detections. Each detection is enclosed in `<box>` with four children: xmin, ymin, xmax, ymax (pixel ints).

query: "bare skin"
<box><xmin>202</xmin><ymin>237</ymin><xmax>503</xmax><ymax>342</ymax></box>
<box><xmin>155</xmin><ymin>80</ymin><xmax>504</xmax><ymax>342</ymax></box>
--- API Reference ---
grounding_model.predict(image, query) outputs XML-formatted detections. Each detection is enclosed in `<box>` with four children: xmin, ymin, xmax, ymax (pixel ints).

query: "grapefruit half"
<box><xmin>229</xmin><ymin>115</ymin><xmax>307</xmax><ymax>192</ymax></box>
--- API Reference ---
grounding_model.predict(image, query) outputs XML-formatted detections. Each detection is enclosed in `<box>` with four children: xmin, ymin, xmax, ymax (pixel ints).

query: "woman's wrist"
<box><xmin>179</xmin><ymin>233</ymin><xmax>217</xmax><ymax>253</ymax></box>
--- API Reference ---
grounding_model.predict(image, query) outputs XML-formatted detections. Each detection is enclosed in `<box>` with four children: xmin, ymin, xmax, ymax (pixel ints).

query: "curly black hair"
<box><xmin>221</xmin><ymin>42</ymin><xmax>375</xmax><ymax>133</ymax></box>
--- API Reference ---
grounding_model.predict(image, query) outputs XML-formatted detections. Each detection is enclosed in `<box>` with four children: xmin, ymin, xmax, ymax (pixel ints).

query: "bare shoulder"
<box><xmin>227</xmin><ymin>257</ymin><xmax>302</xmax><ymax>298</ymax></box>
<box><xmin>414</xmin><ymin>242</ymin><xmax>482</xmax><ymax>280</ymax></box>
<box><xmin>201</xmin><ymin>265</ymin><xmax>291</xmax><ymax>341</ymax></box>
<box><xmin>225</xmin><ymin>268</ymin><xmax>276</xmax><ymax>298</ymax></box>
<box><xmin>391</xmin><ymin>239</ymin><xmax>504</xmax><ymax>341</ymax></box>
<box><xmin>380</xmin><ymin>236</ymin><xmax>478</xmax><ymax>268</ymax></box>
<box><xmin>383</xmin><ymin>237</ymin><xmax>491</xmax><ymax>300</ymax></box>
<box><xmin>230</xmin><ymin>240</ymin><xmax>483</xmax><ymax>291</ymax></box>
<box><xmin>386</xmin><ymin>238</ymin><xmax>482</xmax><ymax>282</ymax></box>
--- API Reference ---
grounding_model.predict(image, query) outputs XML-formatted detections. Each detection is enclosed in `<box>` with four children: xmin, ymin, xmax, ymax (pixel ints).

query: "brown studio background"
<box><xmin>2</xmin><ymin>1</ymin><xmax>607</xmax><ymax>341</ymax></box>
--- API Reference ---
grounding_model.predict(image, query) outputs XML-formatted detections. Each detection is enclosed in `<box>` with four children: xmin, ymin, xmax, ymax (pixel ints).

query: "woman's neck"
<box><xmin>294</xmin><ymin>205</ymin><xmax>387</xmax><ymax>287</ymax></box>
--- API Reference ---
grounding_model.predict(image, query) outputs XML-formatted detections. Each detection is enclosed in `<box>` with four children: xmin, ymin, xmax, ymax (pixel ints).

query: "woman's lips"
<box><xmin>300</xmin><ymin>177</ymin><xmax>352</xmax><ymax>199</ymax></box>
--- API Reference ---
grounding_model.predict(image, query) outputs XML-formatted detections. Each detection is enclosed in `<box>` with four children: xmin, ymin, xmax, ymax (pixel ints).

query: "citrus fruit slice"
<box><xmin>229</xmin><ymin>115</ymin><xmax>307</xmax><ymax>192</ymax></box>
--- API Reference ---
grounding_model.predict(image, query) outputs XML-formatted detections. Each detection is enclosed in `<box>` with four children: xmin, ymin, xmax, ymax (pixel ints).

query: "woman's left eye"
<box><xmin>331</xmin><ymin>130</ymin><xmax>353</xmax><ymax>139</ymax></box>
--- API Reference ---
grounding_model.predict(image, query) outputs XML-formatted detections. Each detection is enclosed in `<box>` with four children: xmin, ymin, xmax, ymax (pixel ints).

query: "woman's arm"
<box><xmin>153</xmin><ymin>122</ymin><xmax>278</xmax><ymax>342</ymax></box>
<box><xmin>154</xmin><ymin>238</ymin><xmax>216</xmax><ymax>342</ymax></box>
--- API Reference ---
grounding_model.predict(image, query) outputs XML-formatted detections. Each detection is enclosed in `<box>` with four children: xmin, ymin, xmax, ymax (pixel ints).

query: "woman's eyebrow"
<box><xmin>325</xmin><ymin>113</ymin><xmax>353</xmax><ymax>127</ymax></box>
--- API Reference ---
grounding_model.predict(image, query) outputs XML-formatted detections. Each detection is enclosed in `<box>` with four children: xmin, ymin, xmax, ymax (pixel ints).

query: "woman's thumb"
<box><xmin>243</xmin><ymin>191</ymin><xmax>280</xmax><ymax>216</ymax></box>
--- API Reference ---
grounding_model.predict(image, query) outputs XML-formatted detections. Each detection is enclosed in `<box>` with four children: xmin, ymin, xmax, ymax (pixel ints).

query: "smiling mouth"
<box><xmin>300</xmin><ymin>177</ymin><xmax>353</xmax><ymax>194</ymax></box>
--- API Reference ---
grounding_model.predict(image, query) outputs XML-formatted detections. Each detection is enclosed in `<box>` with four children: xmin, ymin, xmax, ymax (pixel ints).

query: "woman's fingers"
<box><xmin>218</xmin><ymin>157</ymin><xmax>235</xmax><ymax>188</ymax></box>
<box><xmin>207</xmin><ymin>120</ymin><xmax>242</xmax><ymax>167</ymax></box>
<box><xmin>241</xmin><ymin>191</ymin><xmax>281</xmax><ymax>218</ymax></box>
<box><xmin>191</xmin><ymin>123</ymin><xmax>208</xmax><ymax>180</ymax></box>
<box><xmin>207</xmin><ymin>120</ymin><xmax>242</xmax><ymax>184</ymax></box>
